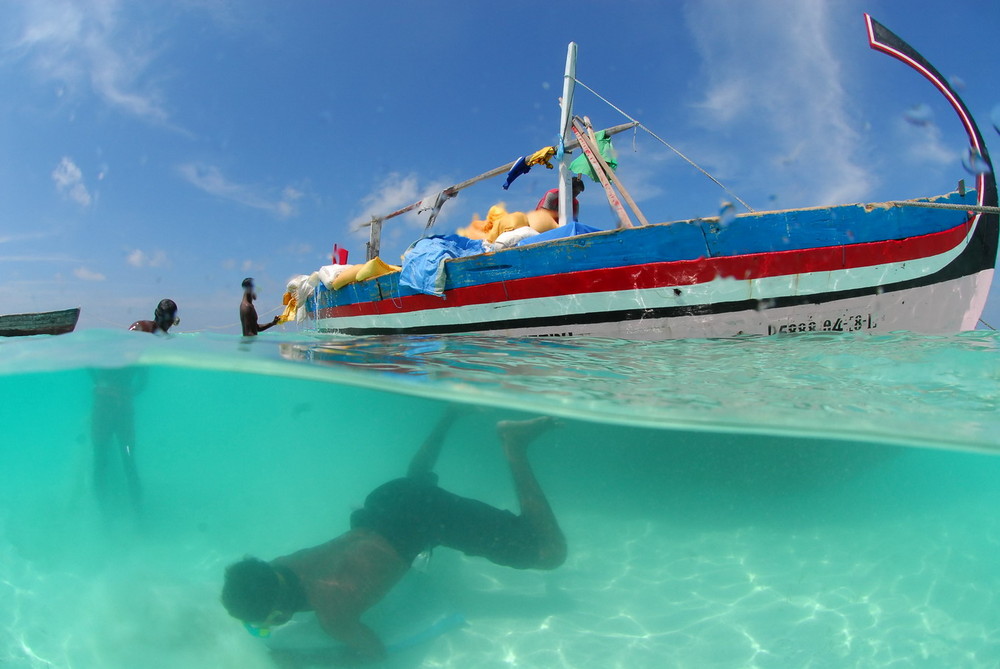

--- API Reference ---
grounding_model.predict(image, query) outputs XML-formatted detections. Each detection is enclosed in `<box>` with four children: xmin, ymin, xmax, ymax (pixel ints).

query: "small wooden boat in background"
<box><xmin>0</xmin><ymin>307</ymin><xmax>80</xmax><ymax>337</ymax></box>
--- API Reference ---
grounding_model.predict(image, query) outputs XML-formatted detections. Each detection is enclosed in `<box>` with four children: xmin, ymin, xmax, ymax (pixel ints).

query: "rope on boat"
<box><xmin>572</xmin><ymin>78</ymin><xmax>756</xmax><ymax>214</ymax></box>
<box><xmin>979</xmin><ymin>318</ymin><xmax>997</xmax><ymax>331</ymax></box>
<box><xmin>885</xmin><ymin>201</ymin><xmax>1000</xmax><ymax>215</ymax></box>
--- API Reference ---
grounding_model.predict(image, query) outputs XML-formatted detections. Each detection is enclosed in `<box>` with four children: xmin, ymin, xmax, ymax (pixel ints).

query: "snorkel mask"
<box><xmin>243</xmin><ymin>621</ymin><xmax>272</xmax><ymax>638</ymax></box>
<box><xmin>242</xmin><ymin>607</ymin><xmax>287</xmax><ymax>638</ymax></box>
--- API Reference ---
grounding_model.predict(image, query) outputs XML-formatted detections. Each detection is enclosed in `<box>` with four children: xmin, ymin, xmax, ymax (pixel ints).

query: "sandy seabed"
<box><xmin>2</xmin><ymin>506</ymin><xmax>999</xmax><ymax>669</ymax></box>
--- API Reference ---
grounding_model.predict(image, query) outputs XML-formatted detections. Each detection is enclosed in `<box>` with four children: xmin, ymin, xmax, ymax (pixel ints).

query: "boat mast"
<box><xmin>558</xmin><ymin>43</ymin><xmax>578</xmax><ymax>227</ymax></box>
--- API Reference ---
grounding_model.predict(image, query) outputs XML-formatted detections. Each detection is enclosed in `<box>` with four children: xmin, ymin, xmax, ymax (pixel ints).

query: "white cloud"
<box><xmin>52</xmin><ymin>156</ymin><xmax>92</xmax><ymax>206</ymax></box>
<box><xmin>348</xmin><ymin>173</ymin><xmax>454</xmax><ymax>235</ymax></box>
<box><xmin>684</xmin><ymin>1</ymin><xmax>871</xmax><ymax>206</ymax></box>
<box><xmin>126</xmin><ymin>248</ymin><xmax>168</xmax><ymax>268</ymax></box>
<box><xmin>176</xmin><ymin>163</ymin><xmax>303</xmax><ymax>218</ymax></box>
<box><xmin>74</xmin><ymin>266</ymin><xmax>105</xmax><ymax>281</ymax></box>
<box><xmin>899</xmin><ymin>120</ymin><xmax>959</xmax><ymax>167</ymax></box>
<box><xmin>10</xmin><ymin>0</ymin><xmax>175</xmax><ymax>128</ymax></box>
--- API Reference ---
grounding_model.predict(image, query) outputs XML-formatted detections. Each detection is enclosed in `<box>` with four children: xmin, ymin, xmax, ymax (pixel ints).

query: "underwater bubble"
<box><xmin>903</xmin><ymin>103</ymin><xmax>934</xmax><ymax>126</ymax></box>
<box><xmin>718</xmin><ymin>201</ymin><xmax>736</xmax><ymax>227</ymax></box>
<box><xmin>948</xmin><ymin>75</ymin><xmax>966</xmax><ymax>91</ymax></box>
<box><xmin>962</xmin><ymin>148</ymin><xmax>992</xmax><ymax>176</ymax></box>
<box><xmin>991</xmin><ymin>104</ymin><xmax>1000</xmax><ymax>136</ymax></box>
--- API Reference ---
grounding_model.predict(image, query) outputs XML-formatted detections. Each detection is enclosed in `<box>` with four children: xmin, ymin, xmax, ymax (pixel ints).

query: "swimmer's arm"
<box><xmin>317</xmin><ymin>616</ymin><xmax>387</xmax><ymax>665</ymax></box>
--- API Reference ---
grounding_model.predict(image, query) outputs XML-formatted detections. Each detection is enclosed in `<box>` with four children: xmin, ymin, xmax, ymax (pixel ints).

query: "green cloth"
<box><xmin>570</xmin><ymin>130</ymin><xmax>618</xmax><ymax>182</ymax></box>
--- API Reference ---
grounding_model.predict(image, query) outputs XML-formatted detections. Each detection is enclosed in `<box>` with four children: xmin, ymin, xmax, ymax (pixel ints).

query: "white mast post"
<box><xmin>557</xmin><ymin>43</ymin><xmax>578</xmax><ymax>227</ymax></box>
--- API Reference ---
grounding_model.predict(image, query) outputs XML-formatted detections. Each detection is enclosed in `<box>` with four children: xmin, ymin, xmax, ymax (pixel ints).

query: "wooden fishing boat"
<box><xmin>301</xmin><ymin>15</ymin><xmax>997</xmax><ymax>339</ymax></box>
<box><xmin>0</xmin><ymin>307</ymin><xmax>80</xmax><ymax>337</ymax></box>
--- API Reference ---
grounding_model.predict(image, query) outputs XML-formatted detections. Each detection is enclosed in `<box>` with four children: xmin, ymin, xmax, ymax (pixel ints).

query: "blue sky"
<box><xmin>1</xmin><ymin>0</ymin><xmax>998</xmax><ymax>333</ymax></box>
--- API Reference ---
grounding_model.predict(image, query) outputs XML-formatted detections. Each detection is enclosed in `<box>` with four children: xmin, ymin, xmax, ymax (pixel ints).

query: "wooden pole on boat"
<box><xmin>570</xmin><ymin>122</ymin><xmax>632</xmax><ymax>228</ymax></box>
<box><xmin>557</xmin><ymin>43</ymin><xmax>578</xmax><ymax>228</ymax></box>
<box><xmin>583</xmin><ymin>116</ymin><xmax>649</xmax><ymax>226</ymax></box>
<box><xmin>366</xmin><ymin>216</ymin><xmax>382</xmax><ymax>261</ymax></box>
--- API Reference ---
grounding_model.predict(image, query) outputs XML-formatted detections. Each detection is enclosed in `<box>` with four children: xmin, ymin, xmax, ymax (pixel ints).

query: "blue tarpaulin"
<box><xmin>400</xmin><ymin>235</ymin><xmax>488</xmax><ymax>296</ymax></box>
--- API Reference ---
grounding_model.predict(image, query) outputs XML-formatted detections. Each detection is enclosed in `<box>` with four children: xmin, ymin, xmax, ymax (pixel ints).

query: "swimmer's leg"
<box><xmin>119</xmin><ymin>442</ymin><xmax>142</xmax><ymax>514</ymax></box>
<box><xmin>116</xmin><ymin>414</ymin><xmax>142</xmax><ymax>514</ymax></box>
<box><xmin>91</xmin><ymin>406</ymin><xmax>114</xmax><ymax>517</ymax></box>
<box><xmin>498</xmin><ymin>417</ymin><xmax>566</xmax><ymax>569</ymax></box>
<box><xmin>406</xmin><ymin>405</ymin><xmax>460</xmax><ymax>478</ymax></box>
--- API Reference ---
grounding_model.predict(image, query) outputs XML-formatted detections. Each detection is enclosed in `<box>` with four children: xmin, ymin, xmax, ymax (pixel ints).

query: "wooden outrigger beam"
<box><xmin>357</xmin><ymin>121</ymin><xmax>637</xmax><ymax>230</ymax></box>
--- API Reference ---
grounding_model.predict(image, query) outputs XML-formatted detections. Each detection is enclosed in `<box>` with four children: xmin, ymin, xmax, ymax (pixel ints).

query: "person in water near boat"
<box><xmin>240</xmin><ymin>277</ymin><xmax>281</xmax><ymax>336</ymax></box>
<box><xmin>128</xmin><ymin>298</ymin><xmax>178</xmax><ymax>333</ymax></box>
<box><xmin>535</xmin><ymin>175</ymin><xmax>584</xmax><ymax>223</ymax></box>
<box><xmin>221</xmin><ymin>412</ymin><xmax>566</xmax><ymax>665</ymax></box>
<box><xmin>90</xmin><ymin>366</ymin><xmax>145</xmax><ymax>520</ymax></box>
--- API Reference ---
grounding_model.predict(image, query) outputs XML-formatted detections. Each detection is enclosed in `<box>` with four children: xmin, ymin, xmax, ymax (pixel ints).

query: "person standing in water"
<box><xmin>129</xmin><ymin>298</ymin><xmax>179</xmax><ymax>333</ymax></box>
<box><xmin>221</xmin><ymin>412</ymin><xmax>566</xmax><ymax>665</ymax></box>
<box><xmin>240</xmin><ymin>277</ymin><xmax>280</xmax><ymax>336</ymax></box>
<box><xmin>90</xmin><ymin>303</ymin><xmax>175</xmax><ymax>520</ymax></box>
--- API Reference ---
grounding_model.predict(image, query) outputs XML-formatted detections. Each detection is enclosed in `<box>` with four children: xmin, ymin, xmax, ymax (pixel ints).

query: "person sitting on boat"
<box><xmin>128</xmin><ymin>298</ymin><xmax>179</xmax><ymax>333</ymax></box>
<box><xmin>240</xmin><ymin>277</ymin><xmax>280</xmax><ymax>336</ymax></box>
<box><xmin>535</xmin><ymin>176</ymin><xmax>584</xmax><ymax>224</ymax></box>
<box><xmin>221</xmin><ymin>412</ymin><xmax>566</xmax><ymax>665</ymax></box>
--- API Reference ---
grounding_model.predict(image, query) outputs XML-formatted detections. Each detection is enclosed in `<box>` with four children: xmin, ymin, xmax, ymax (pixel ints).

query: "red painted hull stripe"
<box><xmin>319</xmin><ymin>219</ymin><xmax>972</xmax><ymax>320</ymax></box>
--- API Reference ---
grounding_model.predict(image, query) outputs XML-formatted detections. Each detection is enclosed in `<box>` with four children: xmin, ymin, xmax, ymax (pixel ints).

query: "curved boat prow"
<box><xmin>865</xmin><ymin>13</ymin><xmax>997</xmax><ymax>328</ymax></box>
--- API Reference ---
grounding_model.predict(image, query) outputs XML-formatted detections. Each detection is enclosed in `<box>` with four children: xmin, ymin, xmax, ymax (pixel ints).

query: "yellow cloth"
<box><xmin>458</xmin><ymin>203</ymin><xmax>508</xmax><ymax>239</ymax></box>
<box><xmin>278</xmin><ymin>291</ymin><xmax>297</xmax><ymax>323</ymax></box>
<box><xmin>526</xmin><ymin>146</ymin><xmax>557</xmax><ymax>169</ymax></box>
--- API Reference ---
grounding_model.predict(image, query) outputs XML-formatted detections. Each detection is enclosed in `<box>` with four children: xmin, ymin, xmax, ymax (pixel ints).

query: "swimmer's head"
<box><xmin>153</xmin><ymin>299</ymin><xmax>179</xmax><ymax>332</ymax></box>
<box><xmin>221</xmin><ymin>557</ymin><xmax>293</xmax><ymax>632</ymax></box>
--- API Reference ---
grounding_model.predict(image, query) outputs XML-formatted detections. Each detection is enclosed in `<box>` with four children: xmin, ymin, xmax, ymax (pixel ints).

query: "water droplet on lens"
<box><xmin>949</xmin><ymin>75</ymin><xmax>966</xmax><ymax>91</ymax></box>
<box><xmin>903</xmin><ymin>103</ymin><xmax>934</xmax><ymax>126</ymax></box>
<box><xmin>962</xmin><ymin>148</ymin><xmax>992</xmax><ymax>175</ymax></box>
<box><xmin>756</xmin><ymin>298</ymin><xmax>776</xmax><ymax>312</ymax></box>
<box><xmin>718</xmin><ymin>201</ymin><xmax>736</xmax><ymax>227</ymax></box>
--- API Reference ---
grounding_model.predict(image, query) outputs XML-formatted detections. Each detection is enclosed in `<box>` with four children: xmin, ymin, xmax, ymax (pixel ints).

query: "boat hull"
<box><xmin>306</xmin><ymin>190</ymin><xmax>997</xmax><ymax>339</ymax></box>
<box><xmin>0</xmin><ymin>308</ymin><xmax>81</xmax><ymax>337</ymax></box>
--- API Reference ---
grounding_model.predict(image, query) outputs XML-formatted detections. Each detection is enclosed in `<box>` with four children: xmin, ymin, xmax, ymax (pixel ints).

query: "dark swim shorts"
<box><xmin>350</xmin><ymin>475</ymin><xmax>541</xmax><ymax>569</ymax></box>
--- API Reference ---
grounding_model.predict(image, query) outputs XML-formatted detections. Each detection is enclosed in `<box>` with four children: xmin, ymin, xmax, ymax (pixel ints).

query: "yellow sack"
<box><xmin>487</xmin><ymin>211</ymin><xmax>529</xmax><ymax>243</ymax></box>
<box><xmin>527</xmin><ymin>209</ymin><xmax>559</xmax><ymax>233</ymax></box>
<box><xmin>356</xmin><ymin>257</ymin><xmax>400</xmax><ymax>282</ymax></box>
<box><xmin>331</xmin><ymin>264</ymin><xmax>361</xmax><ymax>290</ymax></box>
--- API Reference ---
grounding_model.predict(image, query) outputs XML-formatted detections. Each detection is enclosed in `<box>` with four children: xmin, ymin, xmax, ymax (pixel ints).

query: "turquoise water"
<box><xmin>0</xmin><ymin>329</ymin><xmax>998</xmax><ymax>668</ymax></box>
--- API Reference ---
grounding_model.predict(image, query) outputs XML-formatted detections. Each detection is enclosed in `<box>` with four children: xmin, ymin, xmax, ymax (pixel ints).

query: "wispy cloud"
<box><xmin>684</xmin><ymin>1</ymin><xmax>871</xmax><ymax>206</ymax></box>
<box><xmin>74</xmin><ymin>266</ymin><xmax>105</xmax><ymax>281</ymax></box>
<box><xmin>176</xmin><ymin>163</ymin><xmax>303</xmax><ymax>218</ymax></box>
<box><xmin>348</xmin><ymin>173</ymin><xmax>453</xmax><ymax>234</ymax></box>
<box><xmin>52</xmin><ymin>156</ymin><xmax>92</xmax><ymax>207</ymax></box>
<box><xmin>0</xmin><ymin>230</ymin><xmax>60</xmax><ymax>245</ymax></box>
<box><xmin>126</xmin><ymin>248</ymin><xmax>168</xmax><ymax>268</ymax></box>
<box><xmin>9</xmin><ymin>0</ymin><xmax>176</xmax><ymax>128</ymax></box>
<box><xmin>899</xmin><ymin>120</ymin><xmax>960</xmax><ymax>167</ymax></box>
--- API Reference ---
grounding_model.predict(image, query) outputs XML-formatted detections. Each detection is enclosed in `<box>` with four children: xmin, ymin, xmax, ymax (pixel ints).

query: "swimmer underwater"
<box><xmin>221</xmin><ymin>413</ymin><xmax>566</xmax><ymax>666</ymax></box>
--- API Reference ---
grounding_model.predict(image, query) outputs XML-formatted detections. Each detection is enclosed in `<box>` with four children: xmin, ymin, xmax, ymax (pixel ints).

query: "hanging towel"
<box><xmin>502</xmin><ymin>156</ymin><xmax>531</xmax><ymax>190</ymax></box>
